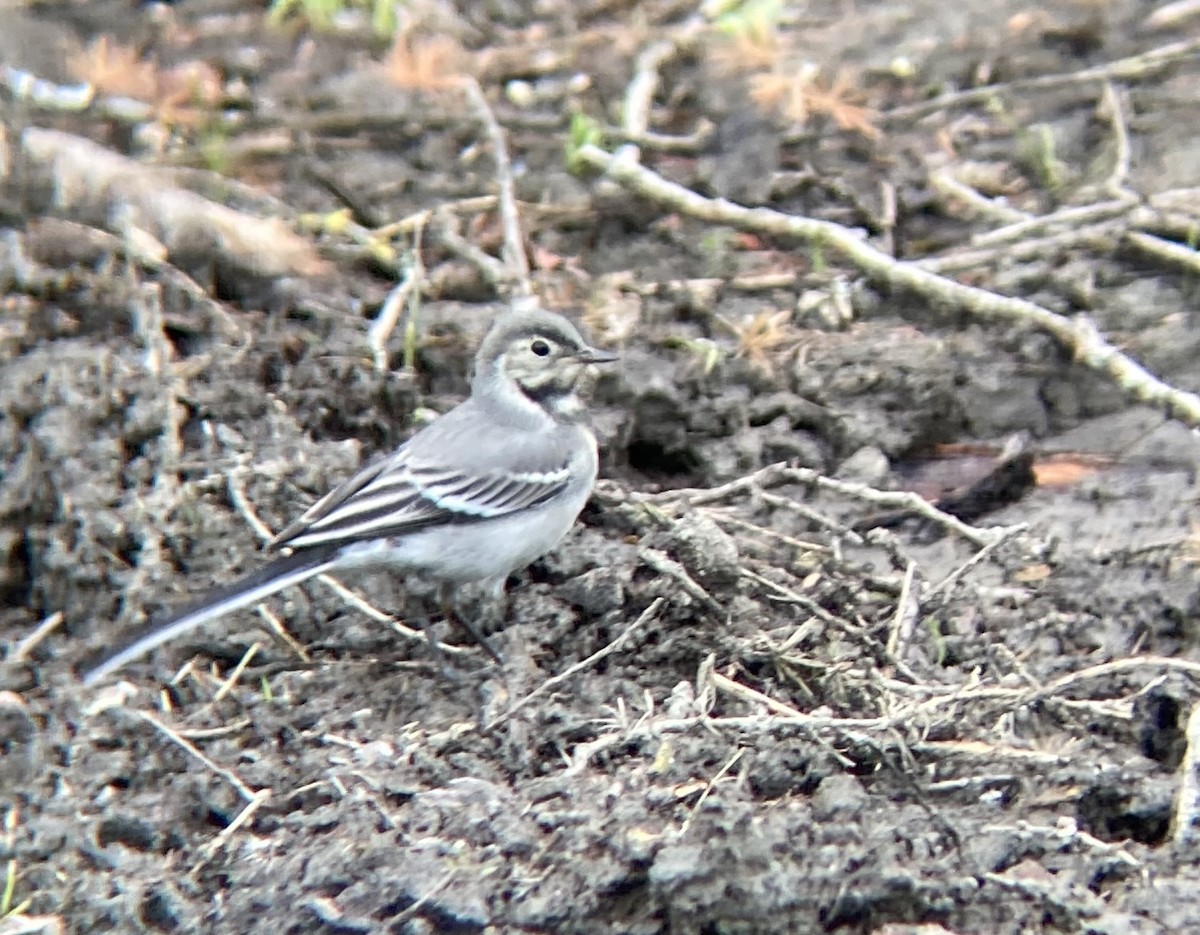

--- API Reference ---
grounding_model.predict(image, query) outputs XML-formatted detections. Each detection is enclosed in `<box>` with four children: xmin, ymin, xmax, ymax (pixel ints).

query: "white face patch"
<box><xmin>546</xmin><ymin>392</ymin><xmax>585</xmax><ymax>420</ymax></box>
<box><xmin>492</xmin><ymin>332</ymin><xmax>601</xmax><ymax>425</ymax></box>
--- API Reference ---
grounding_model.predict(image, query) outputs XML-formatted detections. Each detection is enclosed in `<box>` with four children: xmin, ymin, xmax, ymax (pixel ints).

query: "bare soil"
<box><xmin>3</xmin><ymin>1</ymin><xmax>1200</xmax><ymax>933</ymax></box>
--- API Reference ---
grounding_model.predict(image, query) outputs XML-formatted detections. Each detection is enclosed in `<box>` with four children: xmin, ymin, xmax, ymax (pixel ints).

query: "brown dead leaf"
<box><xmin>67</xmin><ymin>36</ymin><xmax>222</xmax><ymax>128</ymax></box>
<box><xmin>159</xmin><ymin>61</ymin><xmax>222</xmax><ymax>107</ymax></box>
<box><xmin>1008</xmin><ymin>11</ymin><xmax>1044</xmax><ymax>33</ymax></box>
<box><xmin>1000</xmin><ymin>858</ymin><xmax>1058</xmax><ymax>885</ymax></box>
<box><xmin>1012</xmin><ymin>564</ymin><xmax>1052</xmax><ymax>583</ymax></box>
<box><xmin>382</xmin><ymin>34</ymin><xmax>469</xmax><ymax>91</ymax></box>
<box><xmin>1032</xmin><ymin>455</ymin><xmax>1111</xmax><ymax>488</ymax></box>
<box><xmin>68</xmin><ymin>36</ymin><xmax>159</xmax><ymax>99</ymax></box>
<box><xmin>733</xmin><ymin>232</ymin><xmax>767</xmax><ymax>251</ymax></box>
<box><xmin>532</xmin><ymin>245</ymin><xmax>565</xmax><ymax>271</ymax></box>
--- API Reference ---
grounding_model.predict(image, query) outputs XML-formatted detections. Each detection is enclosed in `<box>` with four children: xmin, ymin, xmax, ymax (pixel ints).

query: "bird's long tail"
<box><xmin>80</xmin><ymin>546</ymin><xmax>341</xmax><ymax>685</ymax></box>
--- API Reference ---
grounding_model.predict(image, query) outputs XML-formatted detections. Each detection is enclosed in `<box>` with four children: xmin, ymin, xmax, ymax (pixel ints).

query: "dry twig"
<box><xmin>190</xmin><ymin>788</ymin><xmax>271</xmax><ymax>876</ymax></box>
<box><xmin>628</xmin><ymin>462</ymin><xmax>1018</xmax><ymax>547</ymax></box>
<box><xmin>133</xmin><ymin>710</ymin><xmax>259</xmax><ymax>802</ymax></box>
<box><xmin>885</xmin><ymin>35</ymin><xmax>1200</xmax><ymax>122</ymax></box>
<box><xmin>1172</xmin><ymin>699</ymin><xmax>1200</xmax><ymax>845</ymax></box>
<box><xmin>461</xmin><ymin>78</ymin><xmax>530</xmax><ymax>295</ymax></box>
<box><xmin>487</xmin><ymin>598</ymin><xmax>666</xmax><ymax>730</ymax></box>
<box><xmin>577</xmin><ymin>142</ymin><xmax>1200</xmax><ymax>427</ymax></box>
<box><xmin>12</xmin><ymin>612</ymin><xmax>65</xmax><ymax>662</ymax></box>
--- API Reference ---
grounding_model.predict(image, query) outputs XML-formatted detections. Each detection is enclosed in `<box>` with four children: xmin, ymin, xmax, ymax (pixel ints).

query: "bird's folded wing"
<box><xmin>270</xmin><ymin>445</ymin><xmax>572</xmax><ymax>551</ymax></box>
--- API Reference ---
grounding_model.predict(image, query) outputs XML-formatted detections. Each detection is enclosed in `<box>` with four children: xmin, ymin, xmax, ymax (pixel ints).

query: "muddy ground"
<box><xmin>3</xmin><ymin>0</ymin><xmax>1200</xmax><ymax>932</ymax></box>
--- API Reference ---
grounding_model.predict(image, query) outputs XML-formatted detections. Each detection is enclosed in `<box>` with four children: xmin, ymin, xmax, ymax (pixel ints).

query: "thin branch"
<box><xmin>12</xmin><ymin>612</ymin><xmax>65</xmax><ymax>662</ymax></box>
<box><xmin>433</xmin><ymin>215</ymin><xmax>512</xmax><ymax>288</ymax></box>
<box><xmin>1173</xmin><ymin>699</ymin><xmax>1200</xmax><ymax>845</ymax></box>
<box><xmin>255</xmin><ymin>605</ymin><xmax>311</xmax><ymax>663</ymax></box>
<box><xmin>486</xmin><ymin>598</ymin><xmax>665</xmax><ymax>730</ymax></box>
<box><xmin>886</xmin><ymin>561</ymin><xmax>919</xmax><ymax>658</ymax></box>
<box><xmin>133</xmin><ymin>710</ymin><xmax>259</xmax><ymax>802</ymax></box>
<box><xmin>920</xmin><ymin>219</ymin><xmax>1126</xmax><ymax>274</ymax></box>
<box><xmin>369</xmin><ymin>223</ymin><xmax>424</xmax><ymax>375</ymax></box>
<box><xmin>925</xmin><ymin>524</ymin><xmax>1027</xmax><ymax>600</ymax></box>
<box><xmin>460</xmin><ymin>78</ymin><xmax>530</xmax><ymax>295</ymax></box>
<box><xmin>613</xmin><ymin>38</ymin><xmax>681</xmax><ymax>169</ymax></box>
<box><xmin>884</xmin><ymin>35</ymin><xmax>1200</xmax><ymax>122</ymax></box>
<box><xmin>970</xmin><ymin>197</ymin><xmax>1136</xmax><ymax>248</ymax></box>
<box><xmin>638</xmin><ymin>548</ymin><xmax>723</xmax><ymax>614</ymax></box>
<box><xmin>742</xmin><ymin>567</ymin><xmax>922</xmax><ymax>684</ymax></box>
<box><xmin>624</xmin><ymin>462</ymin><xmax>1018</xmax><ymax>548</ymax></box>
<box><xmin>930</xmin><ymin>168</ymin><xmax>1031</xmax><ymax>225</ymax></box>
<box><xmin>1027</xmin><ymin>656</ymin><xmax>1200</xmax><ymax>705</ymax></box>
<box><xmin>1099</xmin><ymin>81</ymin><xmax>1132</xmax><ymax>196</ymax></box>
<box><xmin>190</xmin><ymin>788</ymin><xmax>271</xmax><ymax>876</ymax></box>
<box><xmin>577</xmin><ymin>143</ymin><xmax>1200</xmax><ymax>427</ymax></box>
<box><xmin>211</xmin><ymin>642</ymin><xmax>262</xmax><ymax>703</ymax></box>
<box><xmin>371</xmin><ymin>195</ymin><xmax>498</xmax><ymax>240</ymax></box>
<box><xmin>1125</xmin><ymin>231</ymin><xmax>1200</xmax><ymax>276</ymax></box>
<box><xmin>678</xmin><ymin>747</ymin><xmax>744</xmax><ymax>836</ymax></box>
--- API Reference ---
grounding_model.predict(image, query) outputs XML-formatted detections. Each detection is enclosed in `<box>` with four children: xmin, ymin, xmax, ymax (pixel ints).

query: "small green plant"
<box><xmin>668</xmin><ymin>336</ymin><xmax>725</xmax><ymax>376</ymax></box>
<box><xmin>707</xmin><ymin>0</ymin><xmax>784</xmax><ymax>40</ymax></box>
<box><xmin>925</xmin><ymin>616</ymin><xmax>947</xmax><ymax>666</ymax></box>
<box><xmin>1017</xmin><ymin>124</ymin><xmax>1067</xmax><ymax>192</ymax></box>
<box><xmin>809</xmin><ymin>233</ymin><xmax>827</xmax><ymax>275</ymax></box>
<box><xmin>268</xmin><ymin>0</ymin><xmax>399</xmax><ymax>37</ymax></box>
<box><xmin>698</xmin><ymin>227</ymin><xmax>738</xmax><ymax>277</ymax></box>
<box><xmin>564</xmin><ymin>113</ymin><xmax>606</xmax><ymax>175</ymax></box>
<box><xmin>198</xmin><ymin>122</ymin><xmax>232</xmax><ymax>174</ymax></box>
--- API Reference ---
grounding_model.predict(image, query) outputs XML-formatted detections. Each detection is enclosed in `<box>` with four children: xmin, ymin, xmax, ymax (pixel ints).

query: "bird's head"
<box><xmin>476</xmin><ymin>307</ymin><xmax>618</xmax><ymax>418</ymax></box>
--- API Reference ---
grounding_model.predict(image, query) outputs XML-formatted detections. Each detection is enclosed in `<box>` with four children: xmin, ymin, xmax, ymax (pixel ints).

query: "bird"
<box><xmin>80</xmin><ymin>306</ymin><xmax>619</xmax><ymax>685</ymax></box>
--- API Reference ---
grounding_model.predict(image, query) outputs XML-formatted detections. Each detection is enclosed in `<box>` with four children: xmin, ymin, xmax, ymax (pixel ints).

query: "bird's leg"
<box><xmin>420</xmin><ymin>608</ymin><xmax>462</xmax><ymax>681</ymax></box>
<box><xmin>438</xmin><ymin>582</ymin><xmax>504</xmax><ymax>665</ymax></box>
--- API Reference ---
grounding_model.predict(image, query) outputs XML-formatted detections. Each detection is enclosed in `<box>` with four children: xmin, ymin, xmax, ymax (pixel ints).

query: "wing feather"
<box><xmin>271</xmin><ymin>437</ymin><xmax>572</xmax><ymax>552</ymax></box>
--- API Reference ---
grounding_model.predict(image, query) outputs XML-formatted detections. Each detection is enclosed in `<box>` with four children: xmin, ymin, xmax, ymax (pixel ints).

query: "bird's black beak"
<box><xmin>576</xmin><ymin>346</ymin><xmax>619</xmax><ymax>364</ymax></box>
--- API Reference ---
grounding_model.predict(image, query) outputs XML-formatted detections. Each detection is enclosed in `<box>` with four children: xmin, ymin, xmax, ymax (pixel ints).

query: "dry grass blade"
<box><xmin>803</xmin><ymin>71</ymin><xmax>881</xmax><ymax>139</ymax></box>
<box><xmin>749</xmin><ymin>67</ymin><xmax>880</xmax><ymax>139</ymax></box>
<box><xmin>719</xmin><ymin>309</ymin><xmax>802</xmax><ymax>374</ymax></box>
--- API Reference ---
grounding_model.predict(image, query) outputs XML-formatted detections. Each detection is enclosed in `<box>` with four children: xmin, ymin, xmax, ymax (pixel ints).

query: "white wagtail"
<box><xmin>80</xmin><ymin>307</ymin><xmax>618</xmax><ymax>684</ymax></box>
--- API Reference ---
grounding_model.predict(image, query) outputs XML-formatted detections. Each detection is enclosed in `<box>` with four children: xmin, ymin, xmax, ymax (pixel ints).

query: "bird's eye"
<box><xmin>531</xmin><ymin>339</ymin><xmax>551</xmax><ymax>357</ymax></box>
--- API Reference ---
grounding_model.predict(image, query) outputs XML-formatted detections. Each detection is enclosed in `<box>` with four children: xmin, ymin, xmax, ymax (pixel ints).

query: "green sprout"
<box><xmin>925</xmin><ymin>616</ymin><xmax>947</xmax><ymax>666</ymax></box>
<box><xmin>268</xmin><ymin>0</ymin><xmax>399</xmax><ymax>38</ymax></box>
<box><xmin>707</xmin><ymin>0</ymin><xmax>784</xmax><ymax>39</ymax></box>
<box><xmin>1017</xmin><ymin>124</ymin><xmax>1067</xmax><ymax>192</ymax></box>
<box><xmin>565</xmin><ymin>113</ymin><xmax>606</xmax><ymax>175</ymax></box>
<box><xmin>667</xmin><ymin>336</ymin><xmax>725</xmax><ymax>376</ymax></box>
